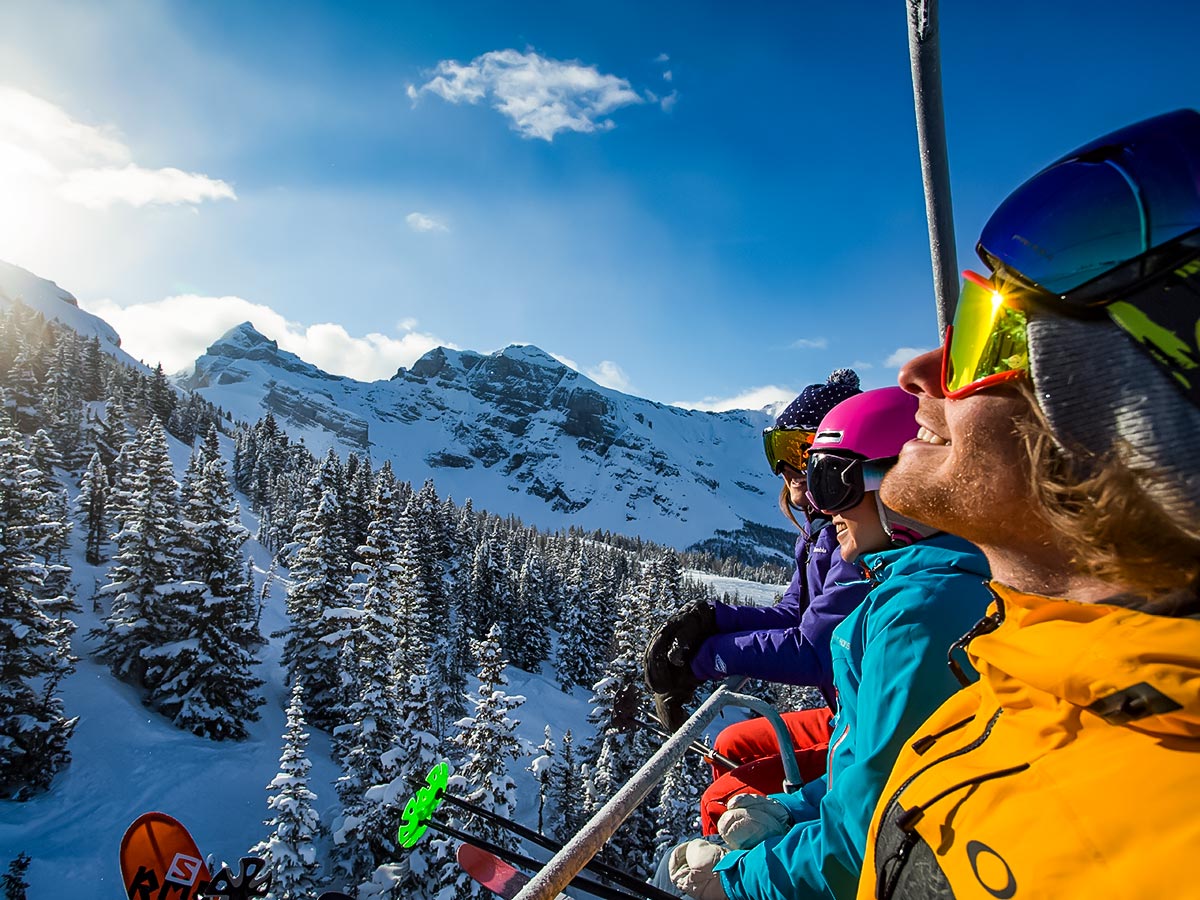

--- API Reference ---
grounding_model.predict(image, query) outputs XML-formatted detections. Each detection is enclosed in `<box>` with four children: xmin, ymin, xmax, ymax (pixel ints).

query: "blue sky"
<box><xmin>2</xmin><ymin>0</ymin><xmax>1199</xmax><ymax>409</ymax></box>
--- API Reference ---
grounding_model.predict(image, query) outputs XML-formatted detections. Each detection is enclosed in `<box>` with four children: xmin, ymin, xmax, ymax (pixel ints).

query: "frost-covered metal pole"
<box><xmin>512</xmin><ymin>681</ymin><xmax>801</xmax><ymax>900</ymax></box>
<box><xmin>907</xmin><ymin>0</ymin><xmax>958</xmax><ymax>336</ymax></box>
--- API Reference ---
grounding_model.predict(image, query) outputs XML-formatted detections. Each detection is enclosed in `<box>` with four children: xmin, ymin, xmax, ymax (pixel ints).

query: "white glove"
<box><xmin>668</xmin><ymin>838</ymin><xmax>729</xmax><ymax>900</ymax></box>
<box><xmin>716</xmin><ymin>793</ymin><xmax>792</xmax><ymax>850</ymax></box>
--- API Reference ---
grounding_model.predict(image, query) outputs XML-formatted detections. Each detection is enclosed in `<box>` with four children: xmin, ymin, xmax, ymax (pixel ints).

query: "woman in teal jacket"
<box><xmin>715</xmin><ymin>535</ymin><xmax>990</xmax><ymax>900</ymax></box>
<box><xmin>664</xmin><ymin>389</ymin><xmax>993</xmax><ymax>900</ymax></box>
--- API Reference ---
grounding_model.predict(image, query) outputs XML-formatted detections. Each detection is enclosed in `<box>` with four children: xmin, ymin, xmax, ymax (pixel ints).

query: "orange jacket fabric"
<box><xmin>858</xmin><ymin>582</ymin><xmax>1200</xmax><ymax>899</ymax></box>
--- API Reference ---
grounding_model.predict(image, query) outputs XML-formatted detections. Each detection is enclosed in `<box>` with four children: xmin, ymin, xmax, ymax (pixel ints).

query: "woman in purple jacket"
<box><xmin>645</xmin><ymin>369</ymin><xmax>872</xmax><ymax>833</ymax></box>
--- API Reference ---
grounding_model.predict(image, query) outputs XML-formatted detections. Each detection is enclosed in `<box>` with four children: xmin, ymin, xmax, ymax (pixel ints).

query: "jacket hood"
<box><xmin>860</xmin><ymin>532</ymin><xmax>990</xmax><ymax>583</ymax></box>
<box><xmin>972</xmin><ymin>583</ymin><xmax>1200</xmax><ymax>739</ymax></box>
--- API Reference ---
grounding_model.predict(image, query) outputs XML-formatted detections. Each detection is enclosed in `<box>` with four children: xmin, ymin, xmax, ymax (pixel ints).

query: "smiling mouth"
<box><xmin>916</xmin><ymin>425</ymin><xmax>950</xmax><ymax>446</ymax></box>
<box><xmin>835</xmin><ymin>521</ymin><xmax>848</xmax><ymax>534</ymax></box>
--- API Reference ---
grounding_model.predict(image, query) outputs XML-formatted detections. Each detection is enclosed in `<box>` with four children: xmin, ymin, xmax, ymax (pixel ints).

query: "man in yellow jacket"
<box><xmin>857</xmin><ymin>110</ymin><xmax>1200</xmax><ymax>899</ymax></box>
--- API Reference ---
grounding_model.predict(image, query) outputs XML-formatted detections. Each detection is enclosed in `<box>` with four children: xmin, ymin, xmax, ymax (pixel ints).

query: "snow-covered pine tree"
<box><xmin>362</xmin><ymin>489</ymin><xmax>446</xmax><ymax>900</ymax></box>
<box><xmin>251</xmin><ymin>679</ymin><xmax>323</xmax><ymax>900</ymax></box>
<box><xmin>464</xmin><ymin>528</ymin><xmax>505</xmax><ymax>640</ymax></box>
<box><xmin>343</xmin><ymin>453</ymin><xmax>373</xmax><ymax>570</ymax></box>
<box><xmin>77</xmin><ymin>452</ymin><xmax>109</xmax><ymax>566</ymax></box>
<box><xmin>411</xmin><ymin>479</ymin><xmax>449</xmax><ymax>626</ymax></box>
<box><xmin>651</xmin><ymin>550</ymin><xmax>684</xmax><ymax>615</ymax></box>
<box><xmin>145</xmin><ymin>363</ymin><xmax>176</xmax><ymax>427</ymax></box>
<box><xmin>79</xmin><ymin>335</ymin><xmax>104</xmax><ymax>402</ymax></box>
<box><xmin>438</xmin><ymin>625</ymin><xmax>525</xmax><ymax>900</ymax></box>
<box><xmin>528</xmin><ymin>726</ymin><xmax>555</xmax><ymax>835</ymax></box>
<box><xmin>651</xmin><ymin>756</ymin><xmax>703</xmax><ymax>859</ymax></box>
<box><xmin>1</xmin><ymin>852</ymin><xmax>31</xmax><ymax>900</ymax></box>
<box><xmin>583</xmin><ymin>566</ymin><xmax>660</xmax><ymax>877</ymax></box>
<box><xmin>554</xmin><ymin>546</ymin><xmax>604</xmax><ymax>691</ymax></box>
<box><xmin>0</xmin><ymin>410</ymin><xmax>77</xmax><ymax>799</ymax></box>
<box><xmin>281</xmin><ymin>472</ymin><xmax>352</xmax><ymax>732</ymax></box>
<box><xmin>547</xmin><ymin>728</ymin><xmax>586</xmax><ymax>841</ymax></box>
<box><xmin>5</xmin><ymin>345</ymin><xmax>41</xmax><ymax>433</ymax></box>
<box><xmin>334</xmin><ymin>472</ymin><xmax>406</xmax><ymax>888</ymax></box>
<box><xmin>428</xmin><ymin>606</ymin><xmax>469</xmax><ymax>741</ymax></box>
<box><xmin>102</xmin><ymin>436</ymin><xmax>139</xmax><ymax>551</ymax></box>
<box><xmin>94</xmin><ymin>399</ymin><xmax>128</xmax><ymax>472</ymax></box>
<box><xmin>147</xmin><ymin>446</ymin><xmax>263</xmax><ymax>741</ymax></box>
<box><xmin>315</xmin><ymin>448</ymin><xmax>351</xmax><ymax>578</ymax></box>
<box><xmin>509</xmin><ymin>547</ymin><xmax>550</xmax><ymax>672</ymax></box>
<box><xmin>95</xmin><ymin>418</ymin><xmax>182</xmax><ymax>687</ymax></box>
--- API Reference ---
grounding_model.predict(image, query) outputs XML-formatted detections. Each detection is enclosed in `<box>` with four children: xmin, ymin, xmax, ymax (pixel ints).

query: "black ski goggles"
<box><xmin>969</xmin><ymin>109</ymin><xmax>1200</xmax><ymax>405</ymax></box>
<box><xmin>805</xmin><ymin>451</ymin><xmax>894</xmax><ymax>514</ymax></box>
<box><xmin>762</xmin><ymin>427</ymin><xmax>816</xmax><ymax>475</ymax></box>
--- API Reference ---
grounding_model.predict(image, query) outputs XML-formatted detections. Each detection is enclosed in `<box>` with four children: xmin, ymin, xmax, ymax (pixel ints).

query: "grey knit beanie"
<box><xmin>1027</xmin><ymin>312</ymin><xmax>1200</xmax><ymax>525</ymax></box>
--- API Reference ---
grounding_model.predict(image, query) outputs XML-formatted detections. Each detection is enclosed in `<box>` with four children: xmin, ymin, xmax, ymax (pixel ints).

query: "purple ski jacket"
<box><xmin>688</xmin><ymin>517</ymin><xmax>871</xmax><ymax>706</ymax></box>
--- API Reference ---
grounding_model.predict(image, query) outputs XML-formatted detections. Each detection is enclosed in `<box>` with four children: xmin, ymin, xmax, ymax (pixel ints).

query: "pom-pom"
<box><xmin>828</xmin><ymin>368</ymin><xmax>860</xmax><ymax>389</ymax></box>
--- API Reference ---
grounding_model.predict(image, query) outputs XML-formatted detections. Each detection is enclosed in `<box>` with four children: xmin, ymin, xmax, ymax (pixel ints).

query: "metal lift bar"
<box><xmin>906</xmin><ymin>0</ymin><xmax>958</xmax><ymax>336</ymax></box>
<box><xmin>511</xmin><ymin>680</ymin><xmax>803</xmax><ymax>900</ymax></box>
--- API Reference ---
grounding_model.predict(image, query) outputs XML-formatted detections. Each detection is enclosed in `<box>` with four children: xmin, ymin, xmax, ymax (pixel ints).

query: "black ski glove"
<box><xmin>653</xmin><ymin>688</ymin><xmax>697</xmax><ymax>734</ymax></box>
<box><xmin>644</xmin><ymin>600</ymin><xmax>719</xmax><ymax>694</ymax></box>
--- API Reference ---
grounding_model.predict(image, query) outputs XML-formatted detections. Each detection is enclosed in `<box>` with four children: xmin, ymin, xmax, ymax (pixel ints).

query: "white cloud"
<box><xmin>655</xmin><ymin>53</ymin><xmax>670</xmax><ymax>63</ymax></box>
<box><xmin>59</xmin><ymin>164</ymin><xmax>236</xmax><ymax>209</ymax></box>
<box><xmin>405</xmin><ymin>211</ymin><xmax>449</xmax><ymax>233</ymax></box>
<box><xmin>585</xmin><ymin>360</ymin><xmax>632</xmax><ymax>392</ymax></box>
<box><xmin>0</xmin><ymin>86</ymin><xmax>234</xmax><ymax>209</ymax></box>
<box><xmin>663</xmin><ymin>70</ymin><xmax>673</xmax><ymax>82</ymax></box>
<box><xmin>545</xmin><ymin>351</ymin><xmax>632</xmax><ymax>392</ymax></box>
<box><xmin>411</xmin><ymin>49</ymin><xmax>645</xmax><ymax>141</ymax></box>
<box><xmin>672</xmin><ymin>385</ymin><xmax>796</xmax><ymax>413</ymax></box>
<box><xmin>885</xmin><ymin>346</ymin><xmax>933</xmax><ymax>367</ymax></box>
<box><xmin>850</xmin><ymin>359</ymin><xmax>876</xmax><ymax>370</ymax></box>
<box><xmin>659</xmin><ymin>91</ymin><xmax>679</xmax><ymax>113</ymax></box>
<box><xmin>79</xmin><ymin>293</ymin><xmax>451</xmax><ymax>382</ymax></box>
<box><xmin>791</xmin><ymin>337</ymin><xmax>828</xmax><ymax>350</ymax></box>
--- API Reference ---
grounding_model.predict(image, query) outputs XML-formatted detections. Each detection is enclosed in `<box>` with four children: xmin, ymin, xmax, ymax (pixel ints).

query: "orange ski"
<box><xmin>120</xmin><ymin>811</ymin><xmax>211</xmax><ymax>900</ymax></box>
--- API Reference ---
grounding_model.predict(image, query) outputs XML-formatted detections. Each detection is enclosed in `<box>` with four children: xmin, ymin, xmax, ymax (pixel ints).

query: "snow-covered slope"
<box><xmin>0</xmin><ymin>513</ymin><xmax>775</xmax><ymax>899</ymax></box>
<box><xmin>182</xmin><ymin>323</ymin><xmax>784</xmax><ymax>551</ymax></box>
<box><xmin>0</xmin><ymin>260</ymin><xmax>143</xmax><ymax>370</ymax></box>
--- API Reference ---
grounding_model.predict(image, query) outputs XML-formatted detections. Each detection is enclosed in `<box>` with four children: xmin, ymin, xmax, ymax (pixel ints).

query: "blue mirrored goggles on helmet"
<box><xmin>805</xmin><ymin>451</ymin><xmax>895</xmax><ymax>514</ymax></box>
<box><xmin>974</xmin><ymin>109</ymin><xmax>1200</xmax><ymax>404</ymax></box>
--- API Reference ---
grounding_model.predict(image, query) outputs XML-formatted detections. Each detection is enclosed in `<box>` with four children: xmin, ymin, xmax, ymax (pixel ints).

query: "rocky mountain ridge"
<box><xmin>182</xmin><ymin>322</ymin><xmax>790</xmax><ymax>555</ymax></box>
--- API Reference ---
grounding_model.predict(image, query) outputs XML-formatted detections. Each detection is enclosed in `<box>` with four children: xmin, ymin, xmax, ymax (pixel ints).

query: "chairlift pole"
<box><xmin>907</xmin><ymin>0</ymin><xmax>958</xmax><ymax>336</ymax></box>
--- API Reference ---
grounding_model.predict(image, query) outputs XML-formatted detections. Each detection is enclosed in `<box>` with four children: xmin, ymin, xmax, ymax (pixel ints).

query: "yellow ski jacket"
<box><xmin>857</xmin><ymin>582</ymin><xmax>1200</xmax><ymax>899</ymax></box>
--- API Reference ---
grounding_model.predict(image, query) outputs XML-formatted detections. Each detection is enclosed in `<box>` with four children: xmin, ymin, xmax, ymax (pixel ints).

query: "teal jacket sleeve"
<box><xmin>771</xmin><ymin>772</ymin><xmax>828</xmax><ymax>825</ymax></box>
<box><xmin>714</xmin><ymin>571</ymin><xmax>983</xmax><ymax>900</ymax></box>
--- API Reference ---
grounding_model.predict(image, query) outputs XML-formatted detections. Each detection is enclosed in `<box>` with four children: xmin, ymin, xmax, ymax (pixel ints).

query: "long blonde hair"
<box><xmin>1015</xmin><ymin>384</ymin><xmax>1200</xmax><ymax>611</ymax></box>
<box><xmin>779</xmin><ymin>483</ymin><xmax>805</xmax><ymax>531</ymax></box>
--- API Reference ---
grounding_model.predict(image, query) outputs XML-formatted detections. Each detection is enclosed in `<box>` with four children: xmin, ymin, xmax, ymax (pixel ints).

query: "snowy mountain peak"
<box><xmin>189</xmin><ymin>321</ymin><xmax>348</xmax><ymax>386</ymax></box>
<box><xmin>181</xmin><ymin>330</ymin><xmax>787</xmax><ymax>550</ymax></box>
<box><xmin>498</xmin><ymin>343</ymin><xmax>568</xmax><ymax>370</ymax></box>
<box><xmin>214</xmin><ymin>321</ymin><xmax>277</xmax><ymax>352</ymax></box>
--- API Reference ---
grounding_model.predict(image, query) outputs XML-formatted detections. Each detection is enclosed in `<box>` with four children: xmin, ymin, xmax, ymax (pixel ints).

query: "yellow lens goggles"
<box><xmin>942</xmin><ymin>271</ymin><xmax>1030</xmax><ymax>398</ymax></box>
<box><xmin>762</xmin><ymin>427</ymin><xmax>816</xmax><ymax>474</ymax></box>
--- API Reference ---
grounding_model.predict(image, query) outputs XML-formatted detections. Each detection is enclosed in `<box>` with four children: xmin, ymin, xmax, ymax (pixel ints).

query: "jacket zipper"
<box><xmin>875</xmin><ymin>707</ymin><xmax>1005</xmax><ymax>900</ymax></box>
<box><xmin>947</xmin><ymin>585</ymin><xmax>1006</xmax><ymax>687</ymax></box>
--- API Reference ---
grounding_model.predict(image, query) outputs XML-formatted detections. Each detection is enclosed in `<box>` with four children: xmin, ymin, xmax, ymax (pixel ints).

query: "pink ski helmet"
<box><xmin>805</xmin><ymin>387</ymin><xmax>918</xmax><ymax>514</ymax></box>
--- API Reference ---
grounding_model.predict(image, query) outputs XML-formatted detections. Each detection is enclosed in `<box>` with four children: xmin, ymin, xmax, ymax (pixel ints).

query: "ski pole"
<box><xmin>403</xmin><ymin>763</ymin><xmax>681</xmax><ymax>900</ymax></box>
<box><xmin>419</xmin><ymin>816</ymin><xmax>645</xmax><ymax>900</ymax></box>
<box><xmin>638</xmin><ymin>715</ymin><xmax>740</xmax><ymax>771</ymax></box>
<box><xmin>408</xmin><ymin>769</ymin><xmax>680</xmax><ymax>900</ymax></box>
